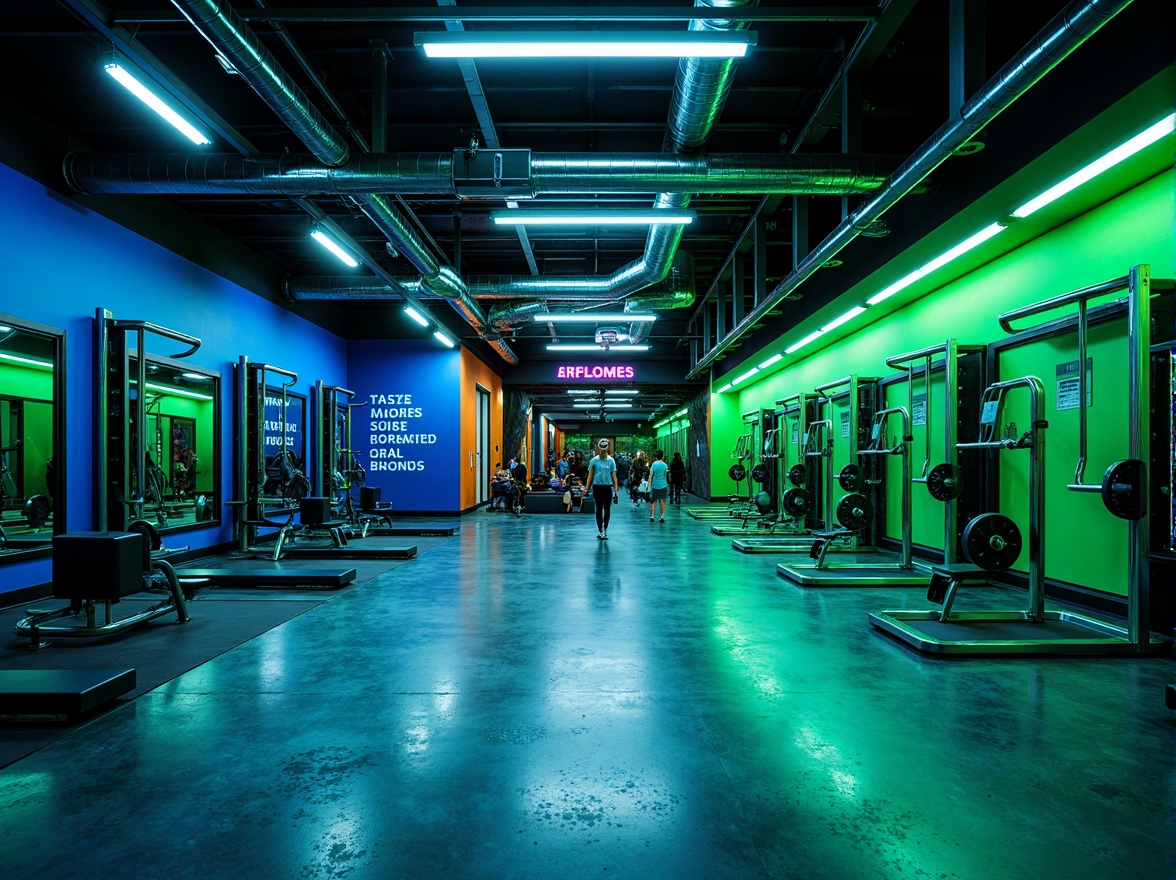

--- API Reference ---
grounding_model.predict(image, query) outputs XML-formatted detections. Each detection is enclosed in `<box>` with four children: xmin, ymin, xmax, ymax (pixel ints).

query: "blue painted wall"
<box><xmin>346</xmin><ymin>340</ymin><xmax>461</xmax><ymax>512</ymax></box>
<box><xmin>0</xmin><ymin>162</ymin><xmax>348</xmax><ymax>595</ymax></box>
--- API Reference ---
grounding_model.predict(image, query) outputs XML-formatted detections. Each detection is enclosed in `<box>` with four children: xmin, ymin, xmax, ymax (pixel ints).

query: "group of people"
<box><xmin>492</xmin><ymin>444</ymin><xmax>687</xmax><ymax>533</ymax></box>
<box><xmin>578</xmin><ymin>441</ymin><xmax>685</xmax><ymax>539</ymax></box>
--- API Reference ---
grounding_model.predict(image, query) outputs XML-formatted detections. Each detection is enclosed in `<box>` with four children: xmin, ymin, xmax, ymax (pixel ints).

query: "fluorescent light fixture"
<box><xmin>546</xmin><ymin>344</ymin><xmax>650</xmax><ymax>352</ymax></box>
<box><xmin>605</xmin><ymin>389</ymin><xmax>639</xmax><ymax>395</ymax></box>
<box><xmin>534</xmin><ymin>313</ymin><xmax>656</xmax><ymax>323</ymax></box>
<box><xmin>572</xmin><ymin>403</ymin><xmax>601</xmax><ymax>409</ymax></box>
<box><xmin>604</xmin><ymin>402</ymin><xmax>634</xmax><ymax>409</ymax></box>
<box><xmin>1013</xmin><ymin>113</ymin><xmax>1176</xmax><ymax>218</ymax></box>
<box><xmin>103</xmin><ymin>59</ymin><xmax>210</xmax><ymax>145</ymax></box>
<box><xmin>731</xmin><ymin>366</ymin><xmax>760</xmax><ymax>386</ymax></box>
<box><xmin>417</xmin><ymin>31</ymin><xmax>756</xmax><ymax>59</ymax></box>
<box><xmin>672</xmin><ymin>408</ymin><xmax>687</xmax><ymax>418</ymax></box>
<box><xmin>867</xmin><ymin>222</ymin><xmax>1005</xmax><ymax>306</ymax></box>
<box><xmin>785</xmin><ymin>330</ymin><xmax>825</xmax><ymax>355</ymax></box>
<box><xmin>433</xmin><ymin>331</ymin><xmax>456</xmax><ymax>348</ymax></box>
<box><xmin>310</xmin><ymin>229</ymin><xmax>359</xmax><ymax>267</ymax></box>
<box><xmin>403</xmin><ymin>306</ymin><xmax>430</xmax><ymax>327</ymax></box>
<box><xmin>494</xmin><ymin>210</ymin><xmax>694</xmax><ymax>226</ymax></box>
<box><xmin>0</xmin><ymin>352</ymin><xmax>53</xmax><ymax>370</ymax></box>
<box><xmin>716</xmin><ymin>383</ymin><xmax>733</xmax><ymax>393</ymax></box>
<box><xmin>821</xmin><ymin>306</ymin><xmax>867</xmax><ymax>333</ymax></box>
<box><xmin>145</xmin><ymin>382</ymin><xmax>213</xmax><ymax>400</ymax></box>
<box><xmin>180</xmin><ymin>372</ymin><xmax>211</xmax><ymax>381</ymax></box>
<box><xmin>0</xmin><ymin>325</ymin><xmax>11</xmax><ymax>333</ymax></box>
<box><xmin>758</xmin><ymin>353</ymin><xmax>783</xmax><ymax>369</ymax></box>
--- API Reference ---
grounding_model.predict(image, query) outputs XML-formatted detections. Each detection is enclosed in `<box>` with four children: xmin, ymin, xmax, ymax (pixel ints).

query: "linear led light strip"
<box><xmin>767</xmin><ymin>114</ymin><xmax>1176</xmax><ymax>364</ymax></box>
<box><xmin>565</xmin><ymin>390</ymin><xmax>641</xmax><ymax>395</ymax></box>
<box><xmin>144</xmin><ymin>381</ymin><xmax>213</xmax><ymax>401</ymax></box>
<box><xmin>310</xmin><ymin>229</ymin><xmax>359</xmax><ymax>268</ymax></box>
<box><xmin>653</xmin><ymin>408</ymin><xmax>689</xmax><ymax>429</ymax></box>
<box><xmin>535</xmin><ymin>313</ymin><xmax>656</xmax><ymax>323</ymax></box>
<box><xmin>417</xmin><ymin>32</ymin><xmax>755</xmax><ymax>59</ymax></box>
<box><xmin>546</xmin><ymin>344</ymin><xmax>650</xmax><ymax>352</ymax></box>
<box><xmin>103</xmin><ymin>60</ymin><xmax>210</xmax><ymax>146</ymax></box>
<box><xmin>494</xmin><ymin>212</ymin><xmax>694</xmax><ymax>226</ymax></box>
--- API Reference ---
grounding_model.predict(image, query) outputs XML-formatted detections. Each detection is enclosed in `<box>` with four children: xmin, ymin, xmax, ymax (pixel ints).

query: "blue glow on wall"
<box><xmin>347</xmin><ymin>340</ymin><xmax>461</xmax><ymax>512</ymax></box>
<box><xmin>0</xmin><ymin>161</ymin><xmax>347</xmax><ymax>594</ymax></box>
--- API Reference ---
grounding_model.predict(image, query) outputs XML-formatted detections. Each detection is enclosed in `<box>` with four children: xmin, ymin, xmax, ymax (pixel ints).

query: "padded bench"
<box><xmin>0</xmin><ymin>668</ymin><xmax>136</xmax><ymax>720</ymax></box>
<box><xmin>518</xmin><ymin>491</ymin><xmax>596</xmax><ymax>515</ymax></box>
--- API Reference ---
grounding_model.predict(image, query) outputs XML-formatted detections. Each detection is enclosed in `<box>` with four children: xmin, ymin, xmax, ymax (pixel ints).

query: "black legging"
<box><xmin>593</xmin><ymin>485</ymin><xmax>614</xmax><ymax>531</ymax></box>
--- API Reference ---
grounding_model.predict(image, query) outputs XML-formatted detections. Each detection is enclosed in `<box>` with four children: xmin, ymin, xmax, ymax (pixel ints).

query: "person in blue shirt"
<box><xmin>583</xmin><ymin>438</ymin><xmax>620</xmax><ymax>539</ymax></box>
<box><xmin>648</xmin><ymin>449</ymin><xmax>670</xmax><ymax>522</ymax></box>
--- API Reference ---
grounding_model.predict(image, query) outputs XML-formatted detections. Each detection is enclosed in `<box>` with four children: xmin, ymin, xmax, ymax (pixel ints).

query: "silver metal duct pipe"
<box><xmin>687</xmin><ymin>0</ymin><xmax>1134</xmax><ymax>380</ymax></box>
<box><xmin>169</xmin><ymin>0</ymin><xmax>349</xmax><ymax>166</ymax></box>
<box><xmin>166</xmin><ymin>0</ymin><xmax>515</xmax><ymax>362</ymax></box>
<box><xmin>63</xmin><ymin>151</ymin><xmax>901</xmax><ymax>197</ymax></box>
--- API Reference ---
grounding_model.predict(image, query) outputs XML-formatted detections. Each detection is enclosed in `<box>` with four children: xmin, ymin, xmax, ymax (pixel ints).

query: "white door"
<box><xmin>475</xmin><ymin>385</ymin><xmax>490</xmax><ymax>504</ymax></box>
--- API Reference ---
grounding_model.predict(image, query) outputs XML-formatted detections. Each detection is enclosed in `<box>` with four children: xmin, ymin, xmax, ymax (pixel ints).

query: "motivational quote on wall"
<box><xmin>367</xmin><ymin>392</ymin><xmax>437</xmax><ymax>472</ymax></box>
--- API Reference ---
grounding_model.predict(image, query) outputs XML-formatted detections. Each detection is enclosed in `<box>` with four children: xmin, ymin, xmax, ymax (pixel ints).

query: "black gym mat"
<box><xmin>0</xmin><ymin>594</ymin><xmax>324</xmax><ymax>768</ymax></box>
<box><xmin>280</xmin><ymin>544</ymin><xmax>417</xmax><ymax>559</ymax></box>
<box><xmin>367</xmin><ymin>526</ymin><xmax>456</xmax><ymax>537</ymax></box>
<box><xmin>179</xmin><ymin>567</ymin><xmax>357</xmax><ymax>587</ymax></box>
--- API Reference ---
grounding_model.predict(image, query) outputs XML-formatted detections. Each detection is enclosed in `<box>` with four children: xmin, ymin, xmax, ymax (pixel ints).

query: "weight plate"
<box><xmin>782</xmin><ymin>488</ymin><xmax>812</xmax><ymax>518</ymax></box>
<box><xmin>787</xmin><ymin>464</ymin><xmax>806</xmax><ymax>487</ymax></box>
<box><xmin>926</xmin><ymin>463</ymin><xmax>961</xmax><ymax>501</ymax></box>
<box><xmin>728</xmin><ymin>464</ymin><xmax>747</xmax><ymax>482</ymax></box>
<box><xmin>751</xmin><ymin>463</ymin><xmax>768</xmax><ymax>484</ymax></box>
<box><xmin>835</xmin><ymin>492</ymin><xmax>873</xmax><ymax>531</ymax></box>
<box><xmin>754</xmin><ymin>491</ymin><xmax>773</xmax><ymax>514</ymax></box>
<box><xmin>1100</xmin><ymin>458</ymin><xmax>1146</xmax><ymax>520</ymax></box>
<box><xmin>838</xmin><ymin>463</ymin><xmax>862</xmax><ymax>492</ymax></box>
<box><xmin>128</xmin><ymin>518</ymin><xmax>163</xmax><ymax>551</ymax></box>
<box><xmin>961</xmin><ymin>513</ymin><xmax>1022</xmax><ymax>571</ymax></box>
<box><xmin>23</xmin><ymin>494</ymin><xmax>51</xmax><ymax>528</ymax></box>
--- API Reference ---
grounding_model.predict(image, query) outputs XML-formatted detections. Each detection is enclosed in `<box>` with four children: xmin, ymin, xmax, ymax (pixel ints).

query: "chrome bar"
<box><xmin>1127</xmin><ymin>265</ymin><xmax>1151</xmax><ymax>646</ymax></box>
<box><xmin>111</xmin><ymin>319</ymin><xmax>202</xmax><ymax>358</ymax></box>
<box><xmin>996</xmin><ymin>275</ymin><xmax>1129</xmax><ymax>333</ymax></box>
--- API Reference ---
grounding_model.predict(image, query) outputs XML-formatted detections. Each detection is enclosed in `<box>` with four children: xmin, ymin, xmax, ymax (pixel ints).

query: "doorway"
<box><xmin>475</xmin><ymin>385</ymin><xmax>490</xmax><ymax>504</ymax></box>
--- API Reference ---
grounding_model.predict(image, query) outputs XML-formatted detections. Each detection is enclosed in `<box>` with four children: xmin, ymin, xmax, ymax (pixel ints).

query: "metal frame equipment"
<box><xmin>870</xmin><ymin>266</ymin><xmax>1171</xmax><ymax>655</ymax></box>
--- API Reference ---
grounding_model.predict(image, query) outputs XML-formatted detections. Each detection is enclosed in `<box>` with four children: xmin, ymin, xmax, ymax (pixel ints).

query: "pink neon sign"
<box><xmin>556</xmin><ymin>365</ymin><xmax>635</xmax><ymax>380</ymax></box>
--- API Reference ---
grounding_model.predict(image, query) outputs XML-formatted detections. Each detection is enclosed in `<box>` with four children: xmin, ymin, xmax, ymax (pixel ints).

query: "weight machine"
<box><xmin>231</xmin><ymin>357</ymin><xmax>307</xmax><ymax>559</ymax></box>
<box><xmin>777</xmin><ymin>341</ymin><xmax>985</xmax><ymax>585</ymax></box>
<box><xmin>686</xmin><ymin>411</ymin><xmax>763</xmax><ymax>520</ymax></box>
<box><xmin>729</xmin><ymin>393</ymin><xmax>817</xmax><ymax>547</ymax></box>
<box><xmin>870</xmin><ymin>266</ymin><xmax>1171</xmax><ymax>655</ymax></box>
<box><xmin>707</xmin><ymin>410</ymin><xmax>778</xmax><ymax>531</ymax></box>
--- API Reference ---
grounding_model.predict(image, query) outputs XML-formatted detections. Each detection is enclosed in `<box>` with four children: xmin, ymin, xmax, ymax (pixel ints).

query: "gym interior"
<box><xmin>0</xmin><ymin>2</ymin><xmax>1172</xmax><ymax>877</ymax></box>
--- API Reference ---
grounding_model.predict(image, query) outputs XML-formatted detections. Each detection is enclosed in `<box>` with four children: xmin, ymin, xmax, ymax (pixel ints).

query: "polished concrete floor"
<box><xmin>1</xmin><ymin>500</ymin><xmax>1173</xmax><ymax>879</ymax></box>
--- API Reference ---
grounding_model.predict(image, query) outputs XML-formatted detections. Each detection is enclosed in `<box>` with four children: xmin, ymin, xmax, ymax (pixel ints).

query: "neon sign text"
<box><xmin>557</xmin><ymin>365</ymin><xmax>635</xmax><ymax>380</ymax></box>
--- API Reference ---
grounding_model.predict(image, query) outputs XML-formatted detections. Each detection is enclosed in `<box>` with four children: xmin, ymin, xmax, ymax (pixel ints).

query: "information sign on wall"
<box><xmin>263</xmin><ymin>390</ymin><xmax>303</xmax><ymax>458</ymax></box>
<box><xmin>1055</xmin><ymin>358</ymin><xmax>1093</xmax><ymax>411</ymax></box>
<box><xmin>911</xmin><ymin>393</ymin><xmax>927</xmax><ymax>427</ymax></box>
<box><xmin>840</xmin><ymin>411</ymin><xmax>851</xmax><ymax>438</ymax></box>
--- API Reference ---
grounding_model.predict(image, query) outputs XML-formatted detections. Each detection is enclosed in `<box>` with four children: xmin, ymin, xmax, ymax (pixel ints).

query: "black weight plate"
<box><xmin>728</xmin><ymin>464</ymin><xmax>747</xmax><ymax>482</ymax></box>
<box><xmin>23</xmin><ymin>494</ymin><xmax>51</xmax><ymax>528</ymax></box>
<box><xmin>128</xmin><ymin>518</ymin><xmax>163</xmax><ymax>551</ymax></box>
<box><xmin>838</xmin><ymin>463</ymin><xmax>862</xmax><ymax>492</ymax></box>
<box><xmin>926</xmin><ymin>463</ymin><xmax>961</xmax><ymax>501</ymax></box>
<box><xmin>754</xmin><ymin>491</ymin><xmax>773</xmax><ymax>514</ymax></box>
<box><xmin>961</xmin><ymin>513</ymin><xmax>1021</xmax><ymax>571</ymax></box>
<box><xmin>787</xmin><ymin>464</ymin><xmax>806</xmax><ymax>487</ymax></box>
<box><xmin>1100</xmin><ymin>458</ymin><xmax>1146</xmax><ymax>520</ymax></box>
<box><xmin>782</xmin><ymin>488</ymin><xmax>812</xmax><ymax>518</ymax></box>
<box><xmin>751</xmin><ymin>463</ymin><xmax>768</xmax><ymax>483</ymax></box>
<box><xmin>835</xmin><ymin>492</ymin><xmax>873</xmax><ymax>531</ymax></box>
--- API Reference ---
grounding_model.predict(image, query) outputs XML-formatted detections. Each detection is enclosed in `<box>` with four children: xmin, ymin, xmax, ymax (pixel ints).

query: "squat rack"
<box><xmin>870</xmin><ymin>265</ymin><xmax>1170</xmax><ymax>655</ymax></box>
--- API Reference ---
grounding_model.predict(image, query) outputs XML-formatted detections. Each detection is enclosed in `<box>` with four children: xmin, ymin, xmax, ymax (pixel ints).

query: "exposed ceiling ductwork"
<box><xmin>167</xmin><ymin>0</ymin><xmax>519</xmax><ymax>363</ymax></box>
<box><xmin>63</xmin><ymin>151</ymin><xmax>906</xmax><ymax>198</ymax></box>
<box><xmin>686</xmin><ymin>0</ymin><xmax>1137</xmax><ymax>379</ymax></box>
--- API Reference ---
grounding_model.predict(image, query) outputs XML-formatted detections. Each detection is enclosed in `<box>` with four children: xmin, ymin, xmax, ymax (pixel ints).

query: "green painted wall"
<box><xmin>0</xmin><ymin>361</ymin><xmax>53</xmax><ymax>402</ymax></box>
<box><xmin>716</xmin><ymin>170</ymin><xmax>1173</xmax><ymax>596</ymax></box>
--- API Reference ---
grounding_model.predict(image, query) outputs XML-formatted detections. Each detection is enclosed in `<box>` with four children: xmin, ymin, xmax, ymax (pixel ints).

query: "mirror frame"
<box><xmin>0</xmin><ymin>311</ymin><xmax>66</xmax><ymax>564</ymax></box>
<box><xmin>262</xmin><ymin>385</ymin><xmax>308</xmax><ymax>509</ymax></box>
<box><xmin>128</xmin><ymin>351</ymin><xmax>222</xmax><ymax>535</ymax></box>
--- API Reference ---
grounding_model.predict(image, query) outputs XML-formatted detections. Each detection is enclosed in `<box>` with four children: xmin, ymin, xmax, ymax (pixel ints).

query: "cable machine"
<box><xmin>870</xmin><ymin>266</ymin><xmax>1171</xmax><ymax>655</ymax></box>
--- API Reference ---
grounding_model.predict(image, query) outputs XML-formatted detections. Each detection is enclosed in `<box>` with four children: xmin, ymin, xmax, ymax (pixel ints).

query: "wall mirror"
<box><xmin>262</xmin><ymin>386</ymin><xmax>308</xmax><ymax>507</ymax></box>
<box><xmin>127</xmin><ymin>355</ymin><xmax>220</xmax><ymax>532</ymax></box>
<box><xmin>0</xmin><ymin>313</ymin><xmax>64</xmax><ymax>561</ymax></box>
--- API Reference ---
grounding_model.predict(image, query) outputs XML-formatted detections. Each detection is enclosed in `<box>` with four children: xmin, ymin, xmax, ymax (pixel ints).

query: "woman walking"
<box><xmin>583</xmin><ymin>439</ymin><xmax>620</xmax><ymax>539</ymax></box>
<box><xmin>648</xmin><ymin>450</ymin><xmax>670</xmax><ymax>522</ymax></box>
<box><xmin>669</xmin><ymin>451</ymin><xmax>685</xmax><ymax>505</ymax></box>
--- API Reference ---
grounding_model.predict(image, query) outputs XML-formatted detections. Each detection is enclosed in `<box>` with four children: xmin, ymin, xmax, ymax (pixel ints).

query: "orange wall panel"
<box><xmin>459</xmin><ymin>348</ymin><xmax>503</xmax><ymax>511</ymax></box>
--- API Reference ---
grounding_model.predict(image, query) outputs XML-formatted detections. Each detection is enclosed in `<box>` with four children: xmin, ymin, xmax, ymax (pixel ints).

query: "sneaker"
<box><xmin>597</xmin><ymin>532</ymin><xmax>604</xmax><ymax>540</ymax></box>
<box><xmin>660</xmin><ymin>518</ymin><xmax>665</xmax><ymax>523</ymax></box>
<box><xmin>601</xmin><ymin>532</ymin><xmax>608</xmax><ymax>540</ymax></box>
<box><xmin>649</xmin><ymin>516</ymin><xmax>654</xmax><ymax>522</ymax></box>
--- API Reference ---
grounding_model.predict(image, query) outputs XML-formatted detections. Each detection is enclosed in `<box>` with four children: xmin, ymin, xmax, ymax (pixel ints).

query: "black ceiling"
<box><xmin>0</xmin><ymin>1</ymin><xmax>1155</xmax><ymax>423</ymax></box>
